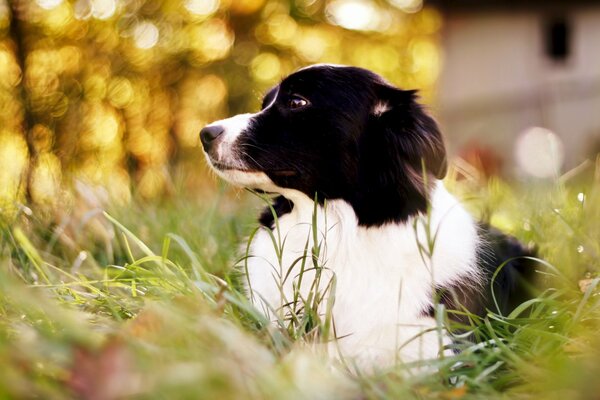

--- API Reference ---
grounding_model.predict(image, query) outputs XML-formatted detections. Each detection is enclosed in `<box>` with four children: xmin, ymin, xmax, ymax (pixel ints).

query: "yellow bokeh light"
<box><xmin>188</xmin><ymin>19</ymin><xmax>234</xmax><ymax>63</ymax></box>
<box><xmin>296</xmin><ymin>0</ymin><xmax>320</xmax><ymax>16</ymax></box>
<box><xmin>409</xmin><ymin>37</ymin><xmax>440</xmax><ymax>85</ymax></box>
<box><xmin>416</xmin><ymin>7</ymin><xmax>443</xmax><ymax>34</ymax></box>
<box><xmin>75</xmin><ymin>164</ymin><xmax>131</xmax><ymax>204</ymax></box>
<box><xmin>231</xmin><ymin>41</ymin><xmax>259</xmax><ymax>66</ymax></box>
<box><xmin>175</xmin><ymin>115</ymin><xmax>204</xmax><ymax>148</ymax></box>
<box><xmin>197</xmin><ymin>74</ymin><xmax>227</xmax><ymax>109</ymax></box>
<box><xmin>128</xmin><ymin>128</ymin><xmax>153</xmax><ymax>159</ymax></box>
<box><xmin>351</xmin><ymin>44</ymin><xmax>400</xmax><ymax>74</ymax></box>
<box><xmin>229</xmin><ymin>0</ymin><xmax>264</xmax><ymax>15</ymax></box>
<box><xmin>250</xmin><ymin>53</ymin><xmax>281</xmax><ymax>82</ymax></box>
<box><xmin>105</xmin><ymin>168</ymin><xmax>131</xmax><ymax>204</ymax></box>
<box><xmin>389</xmin><ymin>0</ymin><xmax>423</xmax><ymax>14</ymax></box>
<box><xmin>0</xmin><ymin>47</ymin><xmax>21</xmax><ymax>88</ymax></box>
<box><xmin>73</xmin><ymin>0</ymin><xmax>92</xmax><ymax>20</ymax></box>
<box><xmin>133</xmin><ymin>21</ymin><xmax>160</xmax><ymax>50</ymax></box>
<box><xmin>49</xmin><ymin>94</ymin><xmax>68</xmax><ymax>117</ymax></box>
<box><xmin>266</xmin><ymin>14</ymin><xmax>298</xmax><ymax>45</ymax></box>
<box><xmin>37</xmin><ymin>0</ymin><xmax>63</xmax><ymax>11</ymax></box>
<box><xmin>0</xmin><ymin>132</ymin><xmax>29</xmax><ymax>207</ymax></box>
<box><xmin>84</xmin><ymin>74</ymin><xmax>108</xmax><ymax>99</ymax></box>
<box><xmin>92</xmin><ymin>0</ymin><xmax>117</xmax><ymax>20</ymax></box>
<box><xmin>185</xmin><ymin>0</ymin><xmax>220</xmax><ymax>17</ymax></box>
<box><xmin>30</xmin><ymin>152</ymin><xmax>62</xmax><ymax>205</ymax></box>
<box><xmin>43</xmin><ymin>1</ymin><xmax>73</xmax><ymax>33</ymax></box>
<box><xmin>107</xmin><ymin>77</ymin><xmax>134</xmax><ymax>108</ymax></box>
<box><xmin>137</xmin><ymin>167</ymin><xmax>167</xmax><ymax>199</ymax></box>
<box><xmin>58</xmin><ymin>46</ymin><xmax>82</xmax><ymax>74</ymax></box>
<box><xmin>0</xmin><ymin>94</ymin><xmax>24</xmax><ymax>131</ymax></box>
<box><xmin>294</xmin><ymin>27</ymin><xmax>332</xmax><ymax>62</ymax></box>
<box><xmin>326</xmin><ymin>0</ymin><xmax>386</xmax><ymax>32</ymax></box>
<box><xmin>174</xmin><ymin>73</ymin><xmax>227</xmax><ymax>148</ymax></box>
<box><xmin>81</xmin><ymin>103</ymin><xmax>123</xmax><ymax>149</ymax></box>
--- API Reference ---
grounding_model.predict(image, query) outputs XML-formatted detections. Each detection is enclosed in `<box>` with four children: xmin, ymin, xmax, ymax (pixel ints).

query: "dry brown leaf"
<box><xmin>578</xmin><ymin>278</ymin><xmax>595</xmax><ymax>293</ymax></box>
<box><xmin>68</xmin><ymin>340</ymin><xmax>140</xmax><ymax>400</ymax></box>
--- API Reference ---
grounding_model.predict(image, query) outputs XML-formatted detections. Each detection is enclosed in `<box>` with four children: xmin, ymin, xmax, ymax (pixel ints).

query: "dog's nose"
<box><xmin>200</xmin><ymin>125</ymin><xmax>225</xmax><ymax>152</ymax></box>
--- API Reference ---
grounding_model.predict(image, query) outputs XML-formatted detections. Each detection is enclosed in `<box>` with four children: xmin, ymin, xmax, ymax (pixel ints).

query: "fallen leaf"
<box><xmin>68</xmin><ymin>339</ymin><xmax>140</xmax><ymax>400</ymax></box>
<box><xmin>442</xmin><ymin>386</ymin><xmax>467</xmax><ymax>399</ymax></box>
<box><xmin>579</xmin><ymin>279</ymin><xmax>595</xmax><ymax>293</ymax></box>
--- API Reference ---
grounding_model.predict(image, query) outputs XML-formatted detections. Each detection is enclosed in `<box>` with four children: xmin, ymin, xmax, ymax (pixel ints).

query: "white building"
<box><xmin>434</xmin><ymin>0</ymin><xmax>600</xmax><ymax>175</ymax></box>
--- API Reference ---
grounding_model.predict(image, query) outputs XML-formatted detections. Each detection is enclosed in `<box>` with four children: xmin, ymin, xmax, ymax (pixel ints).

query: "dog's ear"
<box><xmin>353</xmin><ymin>84</ymin><xmax>447</xmax><ymax>226</ymax></box>
<box><xmin>372</xmin><ymin>84</ymin><xmax>447</xmax><ymax>179</ymax></box>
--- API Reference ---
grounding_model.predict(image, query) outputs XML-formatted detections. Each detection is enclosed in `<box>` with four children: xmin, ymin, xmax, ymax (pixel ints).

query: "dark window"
<box><xmin>545</xmin><ymin>17</ymin><xmax>570</xmax><ymax>62</ymax></box>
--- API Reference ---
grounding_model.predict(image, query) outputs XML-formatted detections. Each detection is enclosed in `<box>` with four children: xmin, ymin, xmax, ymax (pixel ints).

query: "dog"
<box><xmin>200</xmin><ymin>64</ymin><xmax>534</xmax><ymax>369</ymax></box>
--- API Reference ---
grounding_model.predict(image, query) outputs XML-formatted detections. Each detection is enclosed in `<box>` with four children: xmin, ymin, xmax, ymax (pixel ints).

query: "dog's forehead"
<box><xmin>281</xmin><ymin>65</ymin><xmax>353</xmax><ymax>88</ymax></box>
<box><xmin>280</xmin><ymin>65</ymin><xmax>385</xmax><ymax>98</ymax></box>
<box><xmin>278</xmin><ymin>70</ymin><xmax>317</xmax><ymax>90</ymax></box>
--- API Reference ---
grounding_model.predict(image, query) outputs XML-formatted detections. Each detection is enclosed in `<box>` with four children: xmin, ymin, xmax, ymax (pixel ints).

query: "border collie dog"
<box><xmin>200</xmin><ymin>65</ymin><xmax>533</xmax><ymax>368</ymax></box>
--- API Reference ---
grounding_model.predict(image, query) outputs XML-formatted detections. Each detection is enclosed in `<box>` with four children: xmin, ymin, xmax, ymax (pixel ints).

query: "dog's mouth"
<box><xmin>269</xmin><ymin>169</ymin><xmax>297</xmax><ymax>177</ymax></box>
<box><xmin>210</xmin><ymin>159</ymin><xmax>297</xmax><ymax>178</ymax></box>
<box><xmin>210</xmin><ymin>160</ymin><xmax>255</xmax><ymax>173</ymax></box>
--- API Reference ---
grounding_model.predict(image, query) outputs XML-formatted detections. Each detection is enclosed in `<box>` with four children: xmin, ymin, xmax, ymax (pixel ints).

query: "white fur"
<box><xmin>242</xmin><ymin>181</ymin><xmax>480</xmax><ymax>369</ymax></box>
<box><xmin>372</xmin><ymin>101</ymin><xmax>390</xmax><ymax>116</ymax></box>
<box><xmin>205</xmin><ymin>113</ymin><xmax>254</xmax><ymax>169</ymax></box>
<box><xmin>212</xmin><ymin>169</ymin><xmax>275</xmax><ymax>189</ymax></box>
<box><xmin>204</xmin><ymin>156</ymin><xmax>285</xmax><ymax>192</ymax></box>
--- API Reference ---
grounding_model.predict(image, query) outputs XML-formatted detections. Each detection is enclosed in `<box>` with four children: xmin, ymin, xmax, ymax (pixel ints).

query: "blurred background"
<box><xmin>1</xmin><ymin>0</ymin><xmax>599</xmax><ymax>212</ymax></box>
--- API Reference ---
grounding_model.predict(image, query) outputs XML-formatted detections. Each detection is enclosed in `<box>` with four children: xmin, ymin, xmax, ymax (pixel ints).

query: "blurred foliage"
<box><xmin>0</xmin><ymin>0</ymin><xmax>442</xmax><ymax>213</ymax></box>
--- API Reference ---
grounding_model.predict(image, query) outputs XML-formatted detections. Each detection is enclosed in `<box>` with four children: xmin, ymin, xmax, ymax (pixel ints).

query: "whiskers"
<box><xmin>238</xmin><ymin>142</ymin><xmax>267</xmax><ymax>171</ymax></box>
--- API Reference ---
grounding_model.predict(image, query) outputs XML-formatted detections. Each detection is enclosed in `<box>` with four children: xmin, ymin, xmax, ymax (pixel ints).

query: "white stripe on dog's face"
<box><xmin>203</xmin><ymin>112</ymin><xmax>282</xmax><ymax>190</ymax></box>
<box><xmin>204</xmin><ymin>113</ymin><xmax>254</xmax><ymax>169</ymax></box>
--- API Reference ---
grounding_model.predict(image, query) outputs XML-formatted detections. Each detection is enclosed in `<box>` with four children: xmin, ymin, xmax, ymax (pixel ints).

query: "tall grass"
<box><xmin>1</xmin><ymin>165</ymin><xmax>600</xmax><ymax>399</ymax></box>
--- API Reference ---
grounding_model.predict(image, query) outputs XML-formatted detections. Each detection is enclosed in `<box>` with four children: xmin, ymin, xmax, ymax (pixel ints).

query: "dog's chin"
<box><xmin>215</xmin><ymin>168</ymin><xmax>278</xmax><ymax>190</ymax></box>
<box><xmin>206</xmin><ymin>159</ymin><xmax>277</xmax><ymax>191</ymax></box>
<box><xmin>204</xmin><ymin>153</ymin><xmax>303</xmax><ymax>197</ymax></box>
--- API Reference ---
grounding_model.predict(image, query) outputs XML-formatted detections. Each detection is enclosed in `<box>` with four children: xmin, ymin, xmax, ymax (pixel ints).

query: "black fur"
<box><xmin>475</xmin><ymin>223</ymin><xmax>538</xmax><ymax>315</ymax></box>
<box><xmin>258</xmin><ymin>196</ymin><xmax>293</xmax><ymax>228</ymax></box>
<box><xmin>238</xmin><ymin>65</ymin><xmax>447</xmax><ymax>227</ymax></box>
<box><xmin>427</xmin><ymin>224</ymin><xmax>537</xmax><ymax>321</ymax></box>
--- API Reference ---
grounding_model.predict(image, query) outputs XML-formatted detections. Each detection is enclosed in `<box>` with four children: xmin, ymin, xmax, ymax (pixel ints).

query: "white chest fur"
<box><xmin>242</xmin><ymin>181</ymin><xmax>480</xmax><ymax>368</ymax></box>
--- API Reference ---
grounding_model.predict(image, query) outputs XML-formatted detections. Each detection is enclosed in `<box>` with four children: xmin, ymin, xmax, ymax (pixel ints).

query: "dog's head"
<box><xmin>200</xmin><ymin>64</ymin><xmax>446</xmax><ymax>226</ymax></box>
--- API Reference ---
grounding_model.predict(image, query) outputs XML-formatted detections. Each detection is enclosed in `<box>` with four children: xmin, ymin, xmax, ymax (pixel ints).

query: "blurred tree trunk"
<box><xmin>7</xmin><ymin>0</ymin><xmax>35</xmax><ymax>203</ymax></box>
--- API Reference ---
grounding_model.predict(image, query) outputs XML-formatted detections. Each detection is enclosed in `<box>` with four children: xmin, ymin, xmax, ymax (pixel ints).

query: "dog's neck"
<box><xmin>274</xmin><ymin>180</ymin><xmax>451</xmax><ymax>229</ymax></box>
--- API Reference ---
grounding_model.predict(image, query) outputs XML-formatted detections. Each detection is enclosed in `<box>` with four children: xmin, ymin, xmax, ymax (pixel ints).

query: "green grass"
<box><xmin>1</xmin><ymin>167</ymin><xmax>600</xmax><ymax>399</ymax></box>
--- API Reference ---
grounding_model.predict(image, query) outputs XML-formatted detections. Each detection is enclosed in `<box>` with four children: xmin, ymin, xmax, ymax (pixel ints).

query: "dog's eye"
<box><xmin>288</xmin><ymin>95</ymin><xmax>309</xmax><ymax>109</ymax></box>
